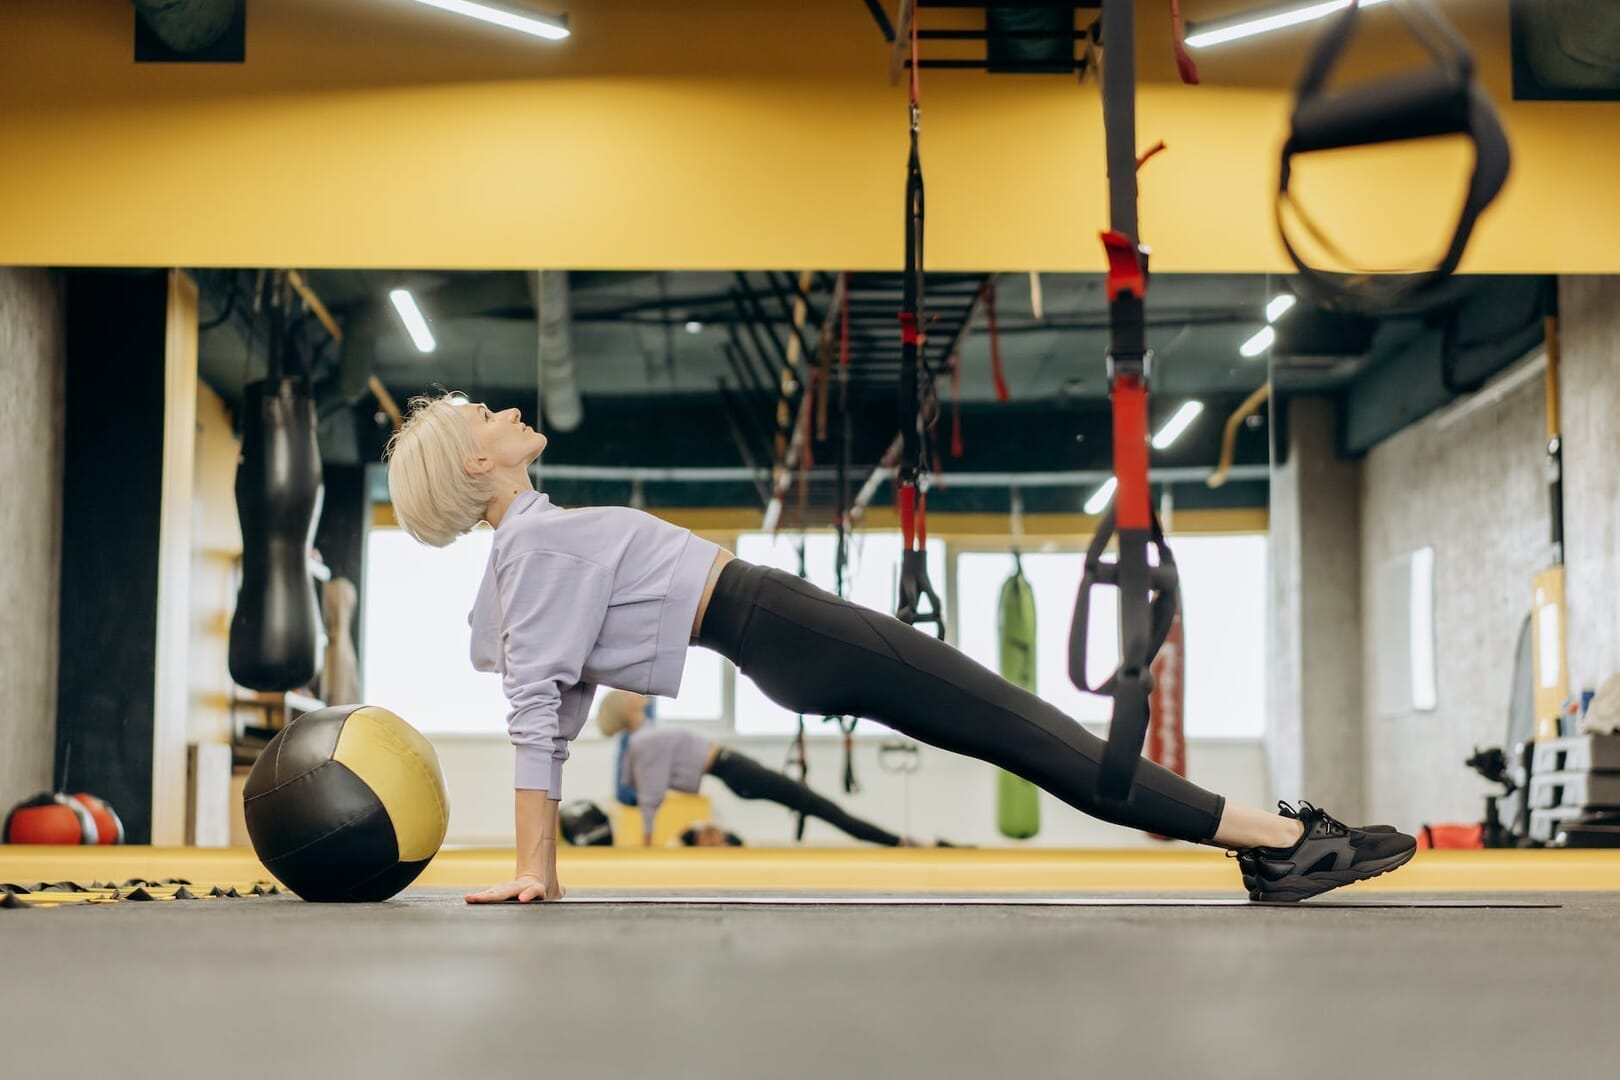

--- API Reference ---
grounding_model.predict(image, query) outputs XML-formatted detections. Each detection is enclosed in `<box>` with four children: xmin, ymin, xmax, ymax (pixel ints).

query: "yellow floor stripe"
<box><xmin>5</xmin><ymin>846</ymin><xmax>1620</xmax><ymax>894</ymax></box>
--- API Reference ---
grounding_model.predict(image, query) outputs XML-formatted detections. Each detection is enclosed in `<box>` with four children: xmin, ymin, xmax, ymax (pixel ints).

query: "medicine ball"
<box><xmin>4</xmin><ymin>793</ymin><xmax>100</xmax><ymax>844</ymax></box>
<box><xmin>559</xmin><ymin>800</ymin><xmax>613</xmax><ymax>846</ymax></box>
<box><xmin>70</xmin><ymin>793</ymin><xmax>125</xmax><ymax>844</ymax></box>
<box><xmin>243</xmin><ymin>705</ymin><xmax>449</xmax><ymax>902</ymax></box>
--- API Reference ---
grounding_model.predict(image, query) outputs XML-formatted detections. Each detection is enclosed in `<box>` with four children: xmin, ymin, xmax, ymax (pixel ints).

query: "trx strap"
<box><xmin>1068</xmin><ymin>0</ymin><xmax>1181</xmax><ymax>803</ymax></box>
<box><xmin>896</xmin><ymin>16</ymin><xmax>945</xmax><ymax>640</ymax></box>
<box><xmin>788</xmin><ymin>539</ymin><xmax>811</xmax><ymax>840</ymax></box>
<box><xmin>986</xmin><ymin>279</ymin><xmax>1009</xmax><ymax>403</ymax></box>
<box><xmin>1278</xmin><ymin>0</ymin><xmax>1510</xmax><ymax>311</ymax></box>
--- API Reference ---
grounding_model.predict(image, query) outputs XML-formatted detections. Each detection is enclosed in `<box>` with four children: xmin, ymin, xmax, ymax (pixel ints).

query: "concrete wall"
<box><xmin>1268</xmin><ymin>398</ymin><xmax>1365</xmax><ymax>820</ymax></box>
<box><xmin>1359</xmin><ymin>359</ymin><xmax>1548</xmax><ymax>828</ymax></box>
<box><xmin>430</xmin><ymin>731</ymin><xmax>1270</xmax><ymax>849</ymax></box>
<box><xmin>1559</xmin><ymin>277</ymin><xmax>1620</xmax><ymax>692</ymax></box>
<box><xmin>0</xmin><ymin>268</ymin><xmax>64</xmax><ymax>811</ymax></box>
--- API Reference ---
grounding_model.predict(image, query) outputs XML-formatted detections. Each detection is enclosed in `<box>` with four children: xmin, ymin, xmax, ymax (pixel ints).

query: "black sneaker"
<box><xmin>1232</xmin><ymin>815</ymin><xmax>1400</xmax><ymax>893</ymax></box>
<box><xmin>1236</xmin><ymin>802</ymin><xmax>1416</xmax><ymax>902</ymax></box>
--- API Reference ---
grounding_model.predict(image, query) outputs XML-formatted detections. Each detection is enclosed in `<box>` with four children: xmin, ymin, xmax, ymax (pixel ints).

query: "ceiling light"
<box><xmin>1266</xmin><ymin>294</ymin><xmax>1297</xmax><ymax>323</ymax></box>
<box><xmin>447</xmin><ymin>392</ymin><xmax>470</xmax><ymax>406</ymax></box>
<box><xmin>1152</xmin><ymin>401</ymin><xmax>1205</xmax><ymax>451</ymax></box>
<box><xmin>389</xmin><ymin>289</ymin><xmax>437</xmax><ymax>353</ymax></box>
<box><xmin>1184</xmin><ymin>0</ymin><xmax>1390</xmax><ymax>49</ymax></box>
<box><xmin>405</xmin><ymin>0</ymin><xmax>570</xmax><ymax>42</ymax></box>
<box><xmin>1240</xmin><ymin>325</ymin><xmax>1276</xmax><ymax>358</ymax></box>
<box><xmin>1084</xmin><ymin>477</ymin><xmax>1118</xmax><ymax>516</ymax></box>
<box><xmin>684</xmin><ymin>320</ymin><xmax>703</xmax><ymax>334</ymax></box>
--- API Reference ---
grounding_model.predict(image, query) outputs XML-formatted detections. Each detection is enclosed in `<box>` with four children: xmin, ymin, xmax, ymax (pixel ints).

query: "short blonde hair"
<box><xmin>595</xmin><ymin>691</ymin><xmax>647</xmax><ymax>738</ymax></box>
<box><xmin>384</xmin><ymin>392</ymin><xmax>494</xmax><ymax>548</ymax></box>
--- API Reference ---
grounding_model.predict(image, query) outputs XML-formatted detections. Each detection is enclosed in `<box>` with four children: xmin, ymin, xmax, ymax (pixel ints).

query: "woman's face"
<box><xmin>462</xmin><ymin>401</ymin><xmax>547</xmax><ymax>468</ymax></box>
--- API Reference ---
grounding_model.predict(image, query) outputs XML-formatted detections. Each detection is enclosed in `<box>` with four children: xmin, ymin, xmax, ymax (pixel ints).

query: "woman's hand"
<box><xmin>465</xmin><ymin>875</ymin><xmax>567</xmax><ymax>904</ymax></box>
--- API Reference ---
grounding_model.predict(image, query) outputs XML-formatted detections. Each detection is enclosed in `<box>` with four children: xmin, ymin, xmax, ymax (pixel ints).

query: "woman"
<box><xmin>384</xmin><ymin>393</ymin><xmax>1415</xmax><ymax>904</ymax></box>
<box><xmin>596</xmin><ymin>690</ymin><xmax>924</xmax><ymax>848</ymax></box>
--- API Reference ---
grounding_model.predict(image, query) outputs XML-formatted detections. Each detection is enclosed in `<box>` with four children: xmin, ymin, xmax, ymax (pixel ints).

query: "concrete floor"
<box><xmin>5</xmin><ymin>890</ymin><xmax>1619</xmax><ymax>1080</ymax></box>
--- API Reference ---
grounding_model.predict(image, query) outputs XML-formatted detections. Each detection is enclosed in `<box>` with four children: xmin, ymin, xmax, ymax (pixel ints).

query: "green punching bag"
<box><xmin>996</xmin><ymin>560</ymin><xmax>1041</xmax><ymax>839</ymax></box>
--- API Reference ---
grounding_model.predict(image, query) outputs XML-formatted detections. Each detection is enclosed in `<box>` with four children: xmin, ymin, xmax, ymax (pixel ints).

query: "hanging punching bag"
<box><xmin>230</xmin><ymin>374</ymin><xmax>325</xmax><ymax>692</ymax></box>
<box><xmin>996</xmin><ymin>560</ymin><xmax>1042</xmax><ymax>839</ymax></box>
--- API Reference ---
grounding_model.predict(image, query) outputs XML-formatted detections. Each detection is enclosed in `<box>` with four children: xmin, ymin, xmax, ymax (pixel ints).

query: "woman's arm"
<box><xmin>464</xmin><ymin>790</ymin><xmax>564</xmax><ymax>903</ymax></box>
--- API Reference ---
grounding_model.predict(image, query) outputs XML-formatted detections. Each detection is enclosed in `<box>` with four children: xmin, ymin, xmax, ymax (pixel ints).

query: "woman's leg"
<box><xmin>698</xmin><ymin>561</ymin><xmax>1276</xmax><ymax>846</ymax></box>
<box><xmin>707</xmin><ymin>749</ymin><xmax>904</xmax><ymax>846</ymax></box>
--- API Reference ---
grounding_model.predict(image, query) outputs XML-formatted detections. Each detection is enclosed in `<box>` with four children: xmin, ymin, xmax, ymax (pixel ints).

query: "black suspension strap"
<box><xmin>787</xmin><ymin>537</ymin><xmax>811</xmax><ymax>841</ymax></box>
<box><xmin>1068</xmin><ymin>0</ymin><xmax>1181</xmax><ymax>803</ymax></box>
<box><xmin>896</xmin><ymin>15</ymin><xmax>945</xmax><ymax>640</ymax></box>
<box><xmin>1278</xmin><ymin>0</ymin><xmax>1511</xmax><ymax>311</ymax></box>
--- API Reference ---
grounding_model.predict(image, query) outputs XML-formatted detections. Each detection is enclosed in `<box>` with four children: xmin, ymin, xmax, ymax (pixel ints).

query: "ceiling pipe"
<box><xmin>132</xmin><ymin>0</ymin><xmax>239</xmax><ymax>54</ymax></box>
<box><xmin>530</xmin><ymin>270</ymin><xmax>583</xmax><ymax>433</ymax></box>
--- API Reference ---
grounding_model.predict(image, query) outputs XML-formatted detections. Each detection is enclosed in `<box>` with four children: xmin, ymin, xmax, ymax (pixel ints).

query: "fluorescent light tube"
<box><xmin>1084</xmin><ymin>477</ymin><xmax>1118</xmax><ymax>516</ymax></box>
<box><xmin>1240</xmin><ymin>325</ymin><xmax>1276</xmax><ymax>358</ymax></box>
<box><xmin>1152</xmin><ymin>401</ymin><xmax>1205</xmax><ymax>451</ymax></box>
<box><xmin>1266</xmin><ymin>294</ymin><xmax>1297</xmax><ymax>323</ymax></box>
<box><xmin>406</xmin><ymin>0</ymin><xmax>570</xmax><ymax>42</ymax></box>
<box><xmin>1185</xmin><ymin>0</ymin><xmax>1390</xmax><ymax>49</ymax></box>
<box><xmin>389</xmin><ymin>289</ymin><xmax>437</xmax><ymax>353</ymax></box>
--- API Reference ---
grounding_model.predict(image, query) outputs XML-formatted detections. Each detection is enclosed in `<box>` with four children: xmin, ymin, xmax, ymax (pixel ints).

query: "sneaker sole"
<box><xmin>1247</xmin><ymin>845</ymin><xmax>1418</xmax><ymax>904</ymax></box>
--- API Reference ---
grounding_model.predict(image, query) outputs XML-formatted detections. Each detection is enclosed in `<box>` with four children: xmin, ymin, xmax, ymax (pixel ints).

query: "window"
<box><xmin>731</xmin><ymin>530</ymin><xmax>946</xmax><ymax>737</ymax></box>
<box><xmin>954</xmin><ymin>534</ymin><xmax>1268</xmax><ymax>738</ymax></box>
<box><xmin>362</xmin><ymin>528</ymin><xmax>509</xmax><ymax>737</ymax></box>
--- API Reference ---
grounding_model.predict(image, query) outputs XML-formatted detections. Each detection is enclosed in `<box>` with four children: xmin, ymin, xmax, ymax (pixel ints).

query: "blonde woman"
<box><xmin>595</xmin><ymin>690</ymin><xmax>920</xmax><ymax>848</ymax></box>
<box><xmin>385</xmin><ymin>394</ymin><xmax>1415</xmax><ymax>904</ymax></box>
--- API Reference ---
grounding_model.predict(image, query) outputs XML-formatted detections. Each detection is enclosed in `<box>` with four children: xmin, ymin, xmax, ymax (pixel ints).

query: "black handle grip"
<box><xmin>1288</xmin><ymin>68</ymin><xmax>1469</xmax><ymax>156</ymax></box>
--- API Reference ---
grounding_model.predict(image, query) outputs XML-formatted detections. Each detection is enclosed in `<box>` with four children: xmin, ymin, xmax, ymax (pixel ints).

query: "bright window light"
<box><xmin>1240</xmin><ymin>325</ymin><xmax>1276</xmax><ymax>358</ymax></box>
<box><xmin>1185</xmin><ymin>0</ymin><xmax>1390</xmax><ymax>49</ymax></box>
<box><xmin>1266</xmin><ymin>294</ymin><xmax>1297</xmax><ymax>323</ymax></box>
<box><xmin>405</xmin><ymin>0</ymin><xmax>570</xmax><ymax>41</ymax></box>
<box><xmin>389</xmin><ymin>289</ymin><xmax>437</xmax><ymax>354</ymax></box>
<box><xmin>1084</xmin><ymin>477</ymin><xmax>1117</xmax><ymax>516</ymax></box>
<box><xmin>1152</xmin><ymin>401</ymin><xmax>1205</xmax><ymax>451</ymax></box>
<box><xmin>684</xmin><ymin>320</ymin><xmax>703</xmax><ymax>334</ymax></box>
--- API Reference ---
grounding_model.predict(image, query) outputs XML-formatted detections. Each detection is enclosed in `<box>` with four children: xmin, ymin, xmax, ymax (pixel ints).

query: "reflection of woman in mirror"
<box><xmin>596</xmin><ymin>690</ymin><xmax>922</xmax><ymax>849</ymax></box>
<box><xmin>385</xmin><ymin>392</ymin><xmax>1416</xmax><ymax>905</ymax></box>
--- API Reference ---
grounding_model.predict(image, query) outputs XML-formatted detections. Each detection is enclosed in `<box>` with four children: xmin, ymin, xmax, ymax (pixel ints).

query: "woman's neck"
<box><xmin>483</xmin><ymin>475</ymin><xmax>536</xmax><ymax>530</ymax></box>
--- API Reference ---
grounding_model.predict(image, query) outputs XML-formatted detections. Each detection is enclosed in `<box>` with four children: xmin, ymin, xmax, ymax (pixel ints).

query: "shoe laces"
<box><xmin>1278</xmin><ymin>800</ymin><xmax>1349</xmax><ymax>837</ymax></box>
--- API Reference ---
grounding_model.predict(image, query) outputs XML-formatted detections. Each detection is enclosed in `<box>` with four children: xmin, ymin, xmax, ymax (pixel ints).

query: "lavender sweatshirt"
<box><xmin>623</xmin><ymin>726</ymin><xmax>716</xmax><ymax>837</ymax></box>
<box><xmin>467</xmin><ymin>491</ymin><xmax>720</xmax><ymax>795</ymax></box>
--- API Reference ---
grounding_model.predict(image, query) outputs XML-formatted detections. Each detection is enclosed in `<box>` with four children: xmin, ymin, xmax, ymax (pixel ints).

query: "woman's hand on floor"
<box><xmin>465</xmin><ymin>875</ymin><xmax>566</xmax><ymax>904</ymax></box>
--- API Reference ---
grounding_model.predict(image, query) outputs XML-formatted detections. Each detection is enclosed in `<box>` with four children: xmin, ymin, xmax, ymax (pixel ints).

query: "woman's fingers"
<box><xmin>464</xmin><ymin>878</ymin><xmax>559</xmax><ymax>904</ymax></box>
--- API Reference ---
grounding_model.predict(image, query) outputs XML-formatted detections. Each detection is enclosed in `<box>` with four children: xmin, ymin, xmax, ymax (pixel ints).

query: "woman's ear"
<box><xmin>463</xmin><ymin>452</ymin><xmax>493</xmax><ymax>476</ymax></box>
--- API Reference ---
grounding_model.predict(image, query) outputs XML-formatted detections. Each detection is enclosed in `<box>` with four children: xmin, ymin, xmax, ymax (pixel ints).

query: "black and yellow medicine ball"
<box><xmin>243</xmin><ymin>705</ymin><xmax>449</xmax><ymax>902</ymax></box>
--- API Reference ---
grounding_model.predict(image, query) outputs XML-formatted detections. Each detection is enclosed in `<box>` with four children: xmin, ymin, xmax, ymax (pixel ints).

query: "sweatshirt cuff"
<box><xmin>514</xmin><ymin>743</ymin><xmax>555</xmax><ymax>792</ymax></box>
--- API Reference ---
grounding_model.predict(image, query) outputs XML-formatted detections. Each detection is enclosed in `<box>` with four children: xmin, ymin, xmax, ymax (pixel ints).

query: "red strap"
<box><xmin>908</xmin><ymin>7</ymin><xmax>921</xmax><ymax>107</ymax></box>
<box><xmin>839</xmin><ymin>275</ymin><xmax>850</xmax><ymax>368</ymax></box>
<box><xmin>899</xmin><ymin>484</ymin><xmax>917</xmax><ymax>549</ymax></box>
<box><xmin>950</xmin><ymin>356</ymin><xmax>964</xmax><ymax>458</ymax></box>
<box><xmin>986</xmin><ymin>280</ymin><xmax>1009</xmax><ymax>403</ymax></box>
<box><xmin>916</xmin><ymin>489</ymin><xmax>928</xmax><ymax>546</ymax></box>
<box><xmin>1101</xmin><ymin>231</ymin><xmax>1146</xmax><ymax>302</ymax></box>
<box><xmin>1136</xmin><ymin>140</ymin><xmax>1168</xmax><ymax>172</ymax></box>
<box><xmin>1112</xmin><ymin>375</ymin><xmax>1152</xmax><ymax>530</ymax></box>
<box><xmin>899</xmin><ymin>311</ymin><xmax>921</xmax><ymax>346</ymax></box>
<box><xmin>1169</xmin><ymin>0</ymin><xmax>1200</xmax><ymax>85</ymax></box>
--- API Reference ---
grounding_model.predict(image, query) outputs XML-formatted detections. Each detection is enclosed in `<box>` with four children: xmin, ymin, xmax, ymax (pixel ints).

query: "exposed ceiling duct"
<box><xmin>131</xmin><ymin>0</ymin><xmax>239</xmax><ymax>54</ymax></box>
<box><xmin>531</xmin><ymin>270</ymin><xmax>583</xmax><ymax>433</ymax></box>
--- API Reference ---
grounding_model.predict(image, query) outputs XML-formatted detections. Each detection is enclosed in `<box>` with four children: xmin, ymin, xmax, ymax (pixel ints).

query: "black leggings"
<box><xmin>696</xmin><ymin>560</ymin><xmax>1225</xmax><ymax>843</ymax></box>
<box><xmin>706</xmin><ymin>749</ymin><xmax>903</xmax><ymax>847</ymax></box>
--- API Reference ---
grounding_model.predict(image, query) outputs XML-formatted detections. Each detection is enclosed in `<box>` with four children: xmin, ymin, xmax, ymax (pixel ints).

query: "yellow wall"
<box><xmin>0</xmin><ymin>0</ymin><xmax>1614</xmax><ymax>272</ymax></box>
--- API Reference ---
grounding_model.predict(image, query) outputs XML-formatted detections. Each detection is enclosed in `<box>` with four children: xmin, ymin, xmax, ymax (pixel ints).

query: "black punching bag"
<box><xmin>230</xmin><ymin>376</ymin><xmax>326</xmax><ymax>691</ymax></box>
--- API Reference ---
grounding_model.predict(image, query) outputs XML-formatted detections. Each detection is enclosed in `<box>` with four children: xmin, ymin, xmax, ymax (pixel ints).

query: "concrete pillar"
<box><xmin>1559</xmin><ymin>276</ymin><xmax>1620</xmax><ymax>692</ymax></box>
<box><xmin>1268</xmin><ymin>397</ymin><xmax>1364</xmax><ymax>819</ymax></box>
<box><xmin>0</xmin><ymin>268</ymin><xmax>65</xmax><ymax>811</ymax></box>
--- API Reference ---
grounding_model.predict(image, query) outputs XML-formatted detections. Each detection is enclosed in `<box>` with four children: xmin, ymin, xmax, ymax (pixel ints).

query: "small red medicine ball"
<box><xmin>3</xmin><ymin>793</ymin><xmax>124</xmax><ymax>844</ymax></box>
